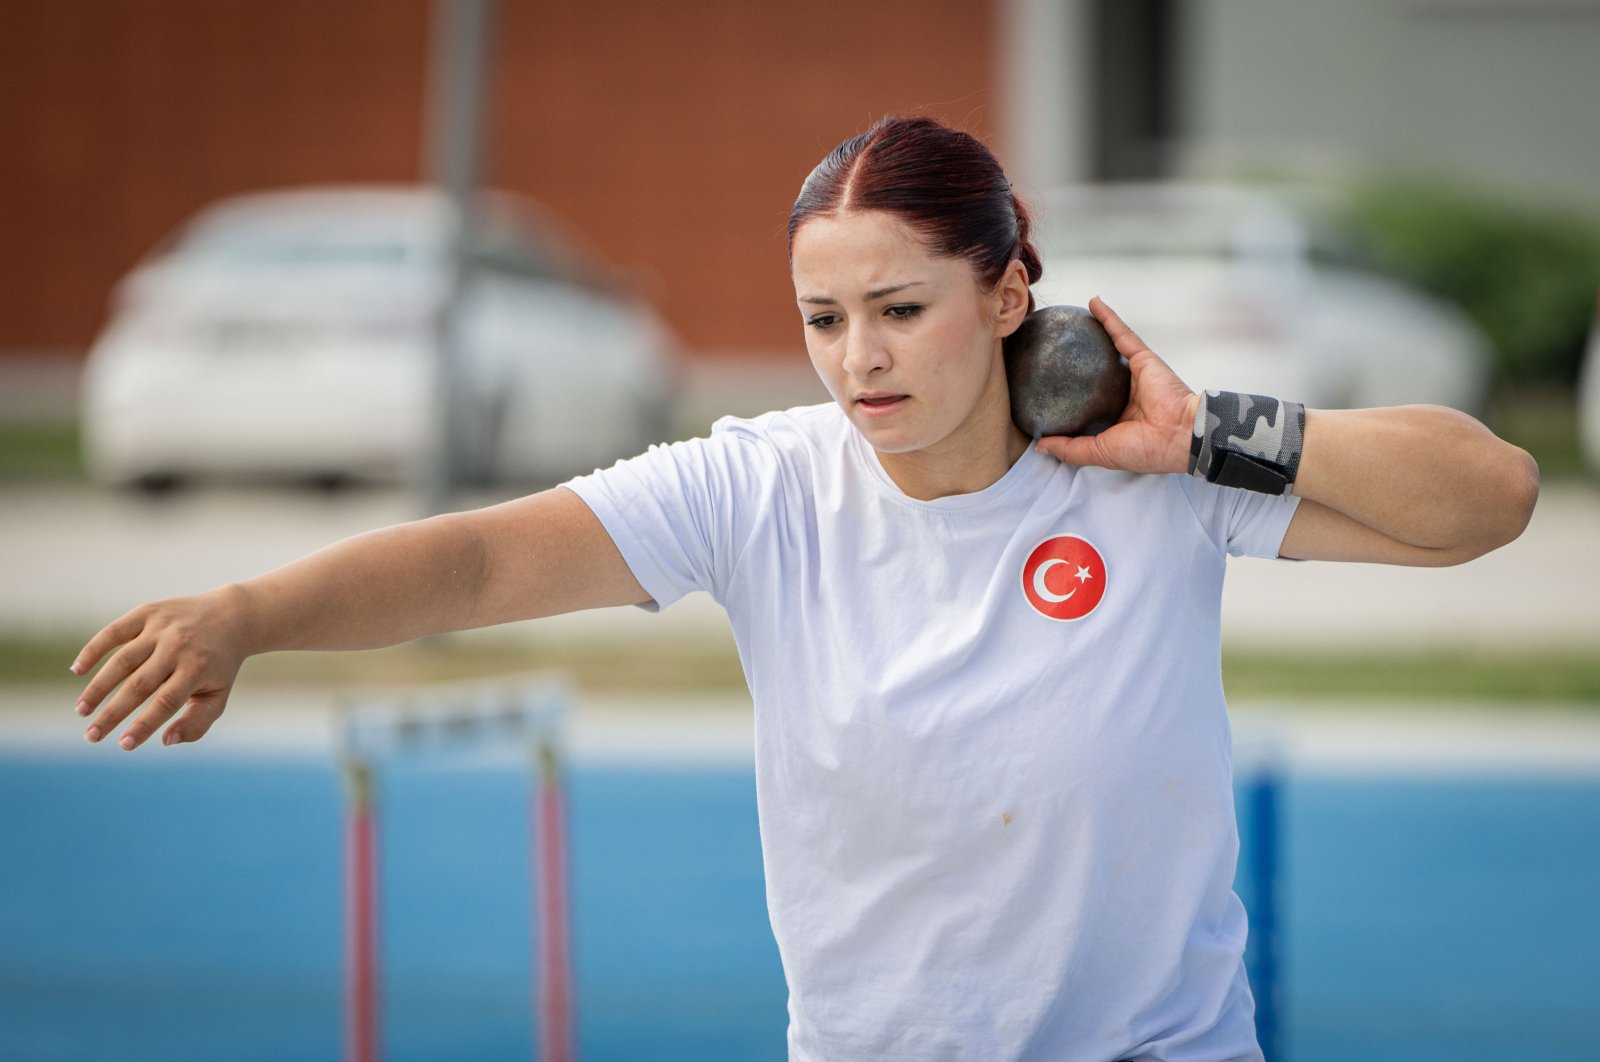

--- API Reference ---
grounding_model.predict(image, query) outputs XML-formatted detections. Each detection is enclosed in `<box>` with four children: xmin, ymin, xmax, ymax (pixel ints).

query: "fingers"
<box><xmin>74</xmin><ymin>591</ymin><xmax>244</xmax><ymax>750</ymax></box>
<box><xmin>86</xmin><ymin>665</ymin><xmax>231</xmax><ymax>751</ymax></box>
<box><xmin>89</xmin><ymin>668</ymin><xmax>231</xmax><ymax>751</ymax></box>
<box><xmin>113</xmin><ymin>673</ymin><xmax>200</xmax><ymax>751</ymax></box>
<box><xmin>118</xmin><ymin>674</ymin><xmax>217</xmax><ymax>751</ymax></box>
<box><xmin>161</xmin><ymin>690</ymin><xmax>229</xmax><ymax>747</ymax></box>
<box><xmin>1088</xmin><ymin>295</ymin><xmax>1196</xmax><ymax>413</ymax></box>
<box><xmin>76</xmin><ymin>637</ymin><xmax>156</xmax><ymax>718</ymax></box>
<box><xmin>1087</xmin><ymin>296</ymin><xmax>1153</xmax><ymax>359</ymax></box>
<box><xmin>85</xmin><ymin>655</ymin><xmax>177</xmax><ymax>747</ymax></box>
<box><xmin>71</xmin><ymin>609</ymin><xmax>148</xmax><ymax>677</ymax></box>
<box><xmin>1036</xmin><ymin>434</ymin><xmax>1118</xmax><ymax>471</ymax></box>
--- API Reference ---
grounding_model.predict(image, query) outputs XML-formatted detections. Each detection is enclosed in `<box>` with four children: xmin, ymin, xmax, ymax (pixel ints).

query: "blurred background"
<box><xmin>3</xmin><ymin>1</ymin><xmax>1599</xmax><ymax>1059</ymax></box>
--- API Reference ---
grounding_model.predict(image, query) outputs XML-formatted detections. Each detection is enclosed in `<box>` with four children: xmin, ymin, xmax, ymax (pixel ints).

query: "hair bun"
<box><xmin>1012</xmin><ymin>195</ymin><xmax>1044</xmax><ymax>285</ymax></box>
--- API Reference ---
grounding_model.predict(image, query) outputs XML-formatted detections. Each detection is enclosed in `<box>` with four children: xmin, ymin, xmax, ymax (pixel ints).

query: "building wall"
<box><xmin>0</xmin><ymin>1</ymin><xmax>999</xmax><ymax>362</ymax></box>
<box><xmin>0</xmin><ymin>2</ymin><xmax>432</xmax><ymax>356</ymax></box>
<box><xmin>1179</xmin><ymin>0</ymin><xmax>1600</xmax><ymax>211</ymax></box>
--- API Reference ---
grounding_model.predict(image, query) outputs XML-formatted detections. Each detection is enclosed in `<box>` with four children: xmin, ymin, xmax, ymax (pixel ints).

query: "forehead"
<box><xmin>790</xmin><ymin>210</ymin><xmax>967</xmax><ymax>295</ymax></box>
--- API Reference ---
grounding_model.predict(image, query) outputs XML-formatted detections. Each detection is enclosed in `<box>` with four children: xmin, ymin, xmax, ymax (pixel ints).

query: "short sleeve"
<box><xmin>1175</xmin><ymin>474</ymin><xmax>1301</xmax><ymax>559</ymax></box>
<box><xmin>560</xmin><ymin>420</ymin><xmax>778</xmax><ymax>610</ymax></box>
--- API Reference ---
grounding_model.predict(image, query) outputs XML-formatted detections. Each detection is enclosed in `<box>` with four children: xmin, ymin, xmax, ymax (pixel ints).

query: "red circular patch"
<box><xmin>1021</xmin><ymin>535</ymin><xmax>1108</xmax><ymax>621</ymax></box>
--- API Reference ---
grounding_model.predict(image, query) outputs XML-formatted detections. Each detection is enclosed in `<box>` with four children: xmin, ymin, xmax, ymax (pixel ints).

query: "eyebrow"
<box><xmin>797</xmin><ymin>281</ymin><xmax>926</xmax><ymax>306</ymax></box>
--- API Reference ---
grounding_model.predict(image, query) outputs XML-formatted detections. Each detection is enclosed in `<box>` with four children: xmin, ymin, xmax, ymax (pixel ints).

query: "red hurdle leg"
<box><xmin>345</xmin><ymin>759</ymin><xmax>380</xmax><ymax>1062</ymax></box>
<box><xmin>533</xmin><ymin>740</ymin><xmax>574</xmax><ymax>1062</ymax></box>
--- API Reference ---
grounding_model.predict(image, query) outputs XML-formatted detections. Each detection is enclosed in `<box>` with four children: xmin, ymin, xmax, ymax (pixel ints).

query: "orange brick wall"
<box><xmin>0</xmin><ymin>2</ymin><xmax>431</xmax><ymax>351</ymax></box>
<box><xmin>0</xmin><ymin>0</ymin><xmax>998</xmax><ymax>360</ymax></box>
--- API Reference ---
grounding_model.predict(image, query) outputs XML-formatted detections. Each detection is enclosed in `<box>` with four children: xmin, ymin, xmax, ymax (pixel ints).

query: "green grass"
<box><xmin>0</xmin><ymin>632</ymin><xmax>750</xmax><ymax>696</ymax></box>
<box><xmin>1222</xmin><ymin>648</ymin><xmax>1600</xmax><ymax>703</ymax></box>
<box><xmin>237</xmin><ymin>638</ymin><xmax>752</xmax><ymax>693</ymax></box>
<box><xmin>7</xmin><ymin>632</ymin><xmax>1598</xmax><ymax>704</ymax></box>
<box><xmin>0</xmin><ymin>420</ymin><xmax>85</xmax><ymax>481</ymax></box>
<box><xmin>0</xmin><ymin>636</ymin><xmax>95</xmax><ymax>686</ymax></box>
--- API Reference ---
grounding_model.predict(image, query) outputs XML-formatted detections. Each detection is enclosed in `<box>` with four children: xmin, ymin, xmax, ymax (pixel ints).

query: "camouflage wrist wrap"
<box><xmin>1188</xmin><ymin>390</ymin><xmax>1305</xmax><ymax>496</ymax></box>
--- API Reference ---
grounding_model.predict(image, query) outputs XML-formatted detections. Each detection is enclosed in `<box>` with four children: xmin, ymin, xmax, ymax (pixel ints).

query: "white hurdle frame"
<box><xmin>340</xmin><ymin>676</ymin><xmax>576</xmax><ymax>1062</ymax></box>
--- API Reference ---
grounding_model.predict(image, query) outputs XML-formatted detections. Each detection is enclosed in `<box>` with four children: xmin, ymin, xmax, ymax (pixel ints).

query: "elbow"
<box><xmin>1438</xmin><ymin>444</ymin><xmax>1540</xmax><ymax>566</ymax></box>
<box><xmin>1495</xmin><ymin>444</ymin><xmax>1541</xmax><ymax>548</ymax></box>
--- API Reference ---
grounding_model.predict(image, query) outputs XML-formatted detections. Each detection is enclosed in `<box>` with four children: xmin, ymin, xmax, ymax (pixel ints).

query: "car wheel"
<box><xmin>307</xmin><ymin>472</ymin><xmax>357</xmax><ymax>494</ymax></box>
<box><xmin>132</xmin><ymin>472</ymin><xmax>183</xmax><ymax>496</ymax></box>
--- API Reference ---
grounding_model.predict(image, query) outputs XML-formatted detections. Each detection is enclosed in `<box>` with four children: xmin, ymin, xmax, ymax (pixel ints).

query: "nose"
<box><xmin>841</xmin><ymin>319</ymin><xmax>890</xmax><ymax>378</ymax></box>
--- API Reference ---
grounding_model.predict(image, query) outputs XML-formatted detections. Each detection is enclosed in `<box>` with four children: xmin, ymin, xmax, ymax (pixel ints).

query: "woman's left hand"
<box><xmin>1039</xmin><ymin>300</ymin><xmax>1539</xmax><ymax>567</ymax></box>
<box><xmin>1034</xmin><ymin>297</ymin><xmax>1198</xmax><ymax>476</ymax></box>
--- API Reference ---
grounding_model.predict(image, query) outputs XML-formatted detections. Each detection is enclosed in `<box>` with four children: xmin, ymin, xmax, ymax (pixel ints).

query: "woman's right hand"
<box><xmin>66</xmin><ymin>486</ymin><xmax>651</xmax><ymax>752</ymax></box>
<box><xmin>71</xmin><ymin>584</ymin><xmax>253</xmax><ymax>751</ymax></box>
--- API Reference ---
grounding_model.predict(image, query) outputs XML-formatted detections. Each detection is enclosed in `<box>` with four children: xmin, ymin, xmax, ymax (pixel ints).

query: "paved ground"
<box><xmin>4</xmin><ymin>478</ymin><xmax>1597</xmax><ymax>772</ymax></box>
<box><xmin>3</xmin><ymin>479</ymin><xmax>1597</xmax><ymax>648</ymax></box>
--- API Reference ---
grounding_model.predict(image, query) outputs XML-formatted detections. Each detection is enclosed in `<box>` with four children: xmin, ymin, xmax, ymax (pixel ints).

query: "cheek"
<box><xmin>803</xmin><ymin>335</ymin><xmax>846</xmax><ymax>396</ymax></box>
<box><xmin>924</xmin><ymin>314</ymin><xmax>994</xmax><ymax>386</ymax></box>
<box><xmin>803</xmin><ymin>332</ymin><xmax>835</xmax><ymax>373</ymax></box>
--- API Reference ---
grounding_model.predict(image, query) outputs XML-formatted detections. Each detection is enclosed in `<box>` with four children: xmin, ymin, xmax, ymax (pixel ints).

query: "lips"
<box><xmin>853</xmin><ymin>393</ymin><xmax>908</xmax><ymax>419</ymax></box>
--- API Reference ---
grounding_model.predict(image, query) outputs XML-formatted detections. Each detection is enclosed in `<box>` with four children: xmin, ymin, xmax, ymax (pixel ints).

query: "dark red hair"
<box><xmin>787</xmin><ymin>114</ymin><xmax>1043</xmax><ymax>310</ymax></box>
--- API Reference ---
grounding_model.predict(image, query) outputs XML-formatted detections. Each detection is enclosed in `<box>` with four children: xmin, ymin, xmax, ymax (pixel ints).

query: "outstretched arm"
<box><xmin>71</xmin><ymin>487</ymin><xmax>647</xmax><ymax>750</ymax></box>
<box><xmin>1035</xmin><ymin>297</ymin><xmax>1540</xmax><ymax>565</ymax></box>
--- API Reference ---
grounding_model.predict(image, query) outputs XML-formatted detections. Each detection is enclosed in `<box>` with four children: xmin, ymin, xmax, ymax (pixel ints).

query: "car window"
<box><xmin>467</xmin><ymin>226</ymin><xmax>567</xmax><ymax>283</ymax></box>
<box><xmin>1035</xmin><ymin>210</ymin><xmax>1235</xmax><ymax>258</ymax></box>
<box><xmin>179</xmin><ymin>230</ymin><xmax>424</xmax><ymax>268</ymax></box>
<box><xmin>1034</xmin><ymin>190</ymin><xmax>1307</xmax><ymax>262</ymax></box>
<box><xmin>156</xmin><ymin>192</ymin><xmax>622</xmax><ymax>292</ymax></box>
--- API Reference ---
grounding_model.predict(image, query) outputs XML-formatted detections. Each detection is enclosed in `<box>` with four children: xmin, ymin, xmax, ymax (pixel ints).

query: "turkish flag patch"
<box><xmin>1021</xmin><ymin>535</ymin><xmax>1107</xmax><ymax>621</ymax></box>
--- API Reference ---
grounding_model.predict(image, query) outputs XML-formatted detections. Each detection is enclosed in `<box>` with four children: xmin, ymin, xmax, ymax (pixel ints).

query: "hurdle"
<box><xmin>340</xmin><ymin>676</ymin><xmax>575</xmax><ymax>1062</ymax></box>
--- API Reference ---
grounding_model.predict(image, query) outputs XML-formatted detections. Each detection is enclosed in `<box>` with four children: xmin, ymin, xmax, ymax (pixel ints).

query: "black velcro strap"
<box><xmin>1207</xmin><ymin>450</ymin><xmax>1294</xmax><ymax>496</ymax></box>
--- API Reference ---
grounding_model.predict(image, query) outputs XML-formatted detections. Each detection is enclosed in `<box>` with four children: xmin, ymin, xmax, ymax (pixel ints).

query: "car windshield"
<box><xmin>1037</xmin><ymin>213</ymin><xmax>1236</xmax><ymax>258</ymax></box>
<box><xmin>161</xmin><ymin>194</ymin><xmax>600</xmax><ymax>285</ymax></box>
<box><xmin>1034</xmin><ymin>191</ymin><xmax>1307</xmax><ymax>261</ymax></box>
<box><xmin>179</xmin><ymin>233</ymin><xmax>424</xmax><ymax>268</ymax></box>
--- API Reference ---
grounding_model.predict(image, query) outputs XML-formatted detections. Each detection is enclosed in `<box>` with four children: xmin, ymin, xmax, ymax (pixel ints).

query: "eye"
<box><xmin>885</xmin><ymin>304</ymin><xmax>923</xmax><ymax>321</ymax></box>
<box><xmin>805</xmin><ymin>313</ymin><xmax>841</xmax><ymax>331</ymax></box>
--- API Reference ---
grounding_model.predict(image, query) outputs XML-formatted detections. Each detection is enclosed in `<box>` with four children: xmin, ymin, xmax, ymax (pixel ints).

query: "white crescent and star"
<box><xmin>1032</xmin><ymin>558</ymin><xmax>1094</xmax><ymax>603</ymax></box>
<box><xmin>1021</xmin><ymin>534</ymin><xmax>1107</xmax><ymax>622</ymax></box>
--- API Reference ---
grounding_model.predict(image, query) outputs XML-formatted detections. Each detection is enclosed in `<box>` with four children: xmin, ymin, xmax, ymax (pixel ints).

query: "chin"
<box><xmin>851</xmin><ymin>419</ymin><xmax>937</xmax><ymax>455</ymax></box>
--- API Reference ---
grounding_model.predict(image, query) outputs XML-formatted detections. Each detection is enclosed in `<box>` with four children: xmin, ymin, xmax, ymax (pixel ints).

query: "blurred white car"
<box><xmin>82</xmin><ymin>185</ymin><xmax>680</xmax><ymax>489</ymax></box>
<box><xmin>1028</xmin><ymin>184</ymin><xmax>1492</xmax><ymax>413</ymax></box>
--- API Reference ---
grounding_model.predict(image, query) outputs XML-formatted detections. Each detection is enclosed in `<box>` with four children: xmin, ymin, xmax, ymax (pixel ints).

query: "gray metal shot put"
<box><xmin>1003</xmin><ymin>304</ymin><xmax>1130</xmax><ymax>438</ymax></box>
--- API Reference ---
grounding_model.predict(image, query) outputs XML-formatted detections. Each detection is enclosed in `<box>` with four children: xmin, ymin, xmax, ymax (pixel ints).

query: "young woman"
<box><xmin>72</xmin><ymin>115</ymin><xmax>1538</xmax><ymax>1060</ymax></box>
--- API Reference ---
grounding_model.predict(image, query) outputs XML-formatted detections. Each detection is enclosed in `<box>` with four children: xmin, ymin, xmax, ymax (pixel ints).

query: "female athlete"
<box><xmin>71</xmin><ymin>115</ymin><xmax>1538</xmax><ymax>1060</ymax></box>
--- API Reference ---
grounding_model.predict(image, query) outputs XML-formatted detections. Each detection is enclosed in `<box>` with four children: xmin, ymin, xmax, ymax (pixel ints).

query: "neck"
<box><xmin>876</xmin><ymin>412</ymin><xmax>1031</xmax><ymax>502</ymax></box>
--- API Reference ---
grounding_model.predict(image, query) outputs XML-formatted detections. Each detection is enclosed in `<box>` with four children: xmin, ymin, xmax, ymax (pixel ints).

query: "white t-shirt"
<box><xmin>563</xmin><ymin>402</ymin><xmax>1299</xmax><ymax>1062</ymax></box>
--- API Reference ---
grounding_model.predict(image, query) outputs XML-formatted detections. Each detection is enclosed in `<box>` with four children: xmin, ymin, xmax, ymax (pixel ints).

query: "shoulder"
<box><xmin>695</xmin><ymin>402</ymin><xmax>851</xmax><ymax>480</ymax></box>
<box><xmin>588</xmin><ymin>401</ymin><xmax>845</xmax><ymax>499</ymax></box>
<box><xmin>707</xmin><ymin>402</ymin><xmax>845</xmax><ymax>449</ymax></box>
<box><xmin>1059</xmin><ymin>463</ymin><xmax>1197</xmax><ymax>513</ymax></box>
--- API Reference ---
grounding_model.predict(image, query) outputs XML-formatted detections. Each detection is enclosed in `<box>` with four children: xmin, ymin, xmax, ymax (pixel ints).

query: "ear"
<box><xmin>990</xmin><ymin>259</ymin><xmax>1032</xmax><ymax>339</ymax></box>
